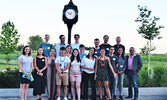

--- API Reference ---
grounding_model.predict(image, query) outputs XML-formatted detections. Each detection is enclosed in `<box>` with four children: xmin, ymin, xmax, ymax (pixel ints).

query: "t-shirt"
<box><xmin>94</xmin><ymin>48</ymin><xmax>100</xmax><ymax>57</ymax></box>
<box><xmin>79</xmin><ymin>53</ymin><xmax>86</xmax><ymax>59</ymax></box>
<box><xmin>39</xmin><ymin>42</ymin><xmax>52</xmax><ymax>57</ymax></box>
<box><xmin>55</xmin><ymin>42</ymin><xmax>68</xmax><ymax>57</ymax></box>
<box><xmin>18</xmin><ymin>55</ymin><xmax>33</xmax><ymax>72</ymax></box>
<box><xmin>71</xmin><ymin>43</ymin><xmax>81</xmax><ymax>51</ymax></box>
<box><xmin>99</xmin><ymin>44</ymin><xmax>112</xmax><ymax>55</ymax></box>
<box><xmin>107</xmin><ymin>55</ymin><xmax>118</xmax><ymax>74</ymax></box>
<box><xmin>81</xmin><ymin>56</ymin><xmax>95</xmax><ymax>74</ymax></box>
<box><xmin>55</xmin><ymin>56</ymin><xmax>71</xmax><ymax>73</ymax></box>
<box><xmin>70</xmin><ymin>59</ymin><xmax>81</xmax><ymax>71</ymax></box>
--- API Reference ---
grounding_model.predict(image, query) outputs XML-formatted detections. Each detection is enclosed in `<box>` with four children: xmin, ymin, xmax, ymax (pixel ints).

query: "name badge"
<box><xmin>95</xmin><ymin>51</ymin><xmax>97</xmax><ymax>54</ymax></box>
<box><xmin>113</xmin><ymin>58</ymin><xmax>116</xmax><ymax>61</ymax></box>
<box><xmin>107</xmin><ymin>48</ymin><xmax>109</xmax><ymax>50</ymax></box>
<box><xmin>42</xmin><ymin>59</ymin><xmax>45</xmax><ymax>62</ymax></box>
<box><xmin>48</xmin><ymin>47</ymin><xmax>50</xmax><ymax>49</ymax></box>
<box><xmin>120</xmin><ymin>65</ymin><xmax>123</xmax><ymax>68</ymax></box>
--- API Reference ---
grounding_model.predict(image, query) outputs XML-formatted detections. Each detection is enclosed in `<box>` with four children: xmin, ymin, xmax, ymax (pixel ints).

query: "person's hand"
<box><xmin>114</xmin><ymin>73</ymin><xmax>118</xmax><ymax>78</ymax></box>
<box><xmin>25</xmin><ymin>73</ymin><xmax>29</xmax><ymax>77</ymax></box>
<box><xmin>88</xmin><ymin>68</ymin><xmax>93</xmax><ymax>71</ymax></box>
<box><xmin>38</xmin><ymin>70</ymin><xmax>42</xmax><ymax>73</ymax></box>
<box><xmin>118</xmin><ymin>71</ymin><xmax>123</xmax><ymax>74</ymax></box>
<box><xmin>39</xmin><ymin>72</ymin><xmax>43</xmax><ymax>77</ymax></box>
<box><xmin>58</xmin><ymin>69</ymin><xmax>62</xmax><ymax>74</ymax></box>
<box><xmin>94</xmin><ymin>75</ymin><xmax>97</xmax><ymax>80</ymax></box>
<box><xmin>59</xmin><ymin>73</ymin><xmax>63</xmax><ymax>77</ymax></box>
<box><xmin>134</xmin><ymin>71</ymin><xmax>138</xmax><ymax>74</ymax></box>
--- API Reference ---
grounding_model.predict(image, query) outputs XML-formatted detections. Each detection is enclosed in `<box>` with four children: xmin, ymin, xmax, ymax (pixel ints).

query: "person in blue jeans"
<box><xmin>125</xmin><ymin>47</ymin><xmax>143</xmax><ymax>100</ymax></box>
<box><xmin>113</xmin><ymin>47</ymin><xmax>126</xmax><ymax>100</ymax></box>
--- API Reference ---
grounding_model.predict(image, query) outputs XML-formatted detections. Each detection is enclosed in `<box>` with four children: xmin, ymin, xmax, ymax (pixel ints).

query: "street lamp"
<box><xmin>63</xmin><ymin>0</ymin><xmax>78</xmax><ymax>45</ymax></box>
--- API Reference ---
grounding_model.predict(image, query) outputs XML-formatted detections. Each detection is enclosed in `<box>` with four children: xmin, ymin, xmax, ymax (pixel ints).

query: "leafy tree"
<box><xmin>140</xmin><ymin>41</ymin><xmax>156</xmax><ymax>56</ymax></box>
<box><xmin>135</xmin><ymin>5</ymin><xmax>164</xmax><ymax>76</ymax></box>
<box><xmin>16</xmin><ymin>44</ymin><xmax>24</xmax><ymax>51</ymax></box>
<box><xmin>0</xmin><ymin>21</ymin><xmax>20</xmax><ymax>64</ymax></box>
<box><xmin>28</xmin><ymin>35</ymin><xmax>43</xmax><ymax>50</ymax></box>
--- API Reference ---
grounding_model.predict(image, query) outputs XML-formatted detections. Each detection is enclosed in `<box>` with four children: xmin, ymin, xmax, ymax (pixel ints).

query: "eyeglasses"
<box><xmin>110</xmin><ymin>49</ymin><xmax>114</xmax><ymax>50</ymax></box>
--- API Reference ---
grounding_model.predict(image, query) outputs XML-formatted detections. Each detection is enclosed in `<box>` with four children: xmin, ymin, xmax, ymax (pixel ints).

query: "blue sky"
<box><xmin>0</xmin><ymin>0</ymin><xmax>167</xmax><ymax>54</ymax></box>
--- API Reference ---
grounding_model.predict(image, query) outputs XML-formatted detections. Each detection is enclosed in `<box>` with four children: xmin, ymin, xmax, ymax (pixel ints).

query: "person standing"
<box><xmin>39</xmin><ymin>34</ymin><xmax>52</xmax><ymax>58</ymax></box>
<box><xmin>55</xmin><ymin>35</ymin><xmax>68</xmax><ymax>57</ymax></box>
<box><xmin>55</xmin><ymin>47</ymin><xmax>71</xmax><ymax>100</ymax></box>
<box><xmin>47</xmin><ymin>48</ymin><xmax>57</xmax><ymax>100</ymax></box>
<box><xmin>79</xmin><ymin>44</ymin><xmax>87</xmax><ymax>59</ymax></box>
<box><xmin>94</xmin><ymin>38</ymin><xmax>100</xmax><ymax>57</ymax></box>
<box><xmin>81</xmin><ymin>47</ymin><xmax>96</xmax><ymax>100</ymax></box>
<box><xmin>99</xmin><ymin>35</ymin><xmax>111</xmax><ymax>55</ymax></box>
<box><xmin>71</xmin><ymin>34</ymin><xmax>81</xmax><ymax>51</ymax></box>
<box><xmin>125</xmin><ymin>47</ymin><xmax>143</xmax><ymax>100</ymax></box>
<box><xmin>33</xmin><ymin>47</ymin><xmax>48</xmax><ymax>100</ymax></box>
<box><xmin>114</xmin><ymin>36</ymin><xmax>125</xmax><ymax>56</ymax></box>
<box><xmin>113</xmin><ymin>47</ymin><xmax>126</xmax><ymax>100</ymax></box>
<box><xmin>18</xmin><ymin>46</ymin><xmax>33</xmax><ymax>100</ymax></box>
<box><xmin>94</xmin><ymin>48</ymin><xmax>117</xmax><ymax>100</ymax></box>
<box><xmin>70</xmin><ymin>49</ymin><xmax>82</xmax><ymax>100</ymax></box>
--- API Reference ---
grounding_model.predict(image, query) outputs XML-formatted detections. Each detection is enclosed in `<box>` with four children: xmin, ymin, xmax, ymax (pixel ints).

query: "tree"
<box><xmin>0</xmin><ymin>21</ymin><xmax>20</xmax><ymax>65</ymax></box>
<box><xmin>140</xmin><ymin>41</ymin><xmax>156</xmax><ymax>56</ymax></box>
<box><xmin>17</xmin><ymin>44</ymin><xmax>24</xmax><ymax>51</ymax></box>
<box><xmin>28</xmin><ymin>35</ymin><xmax>43</xmax><ymax>50</ymax></box>
<box><xmin>135</xmin><ymin>5</ymin><xmax>164</xmax><ymax>76</ymax></box>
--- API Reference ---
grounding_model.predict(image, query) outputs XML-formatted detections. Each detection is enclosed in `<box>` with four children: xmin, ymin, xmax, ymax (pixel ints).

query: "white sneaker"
<box><xmin>68</xmin><ymin>94</ymin><xmax>71</xmax><ymax>99</ymax></box>
<box><xmin>57</xmin><ymin>97</ymin><xmax>61</xmax><ymax>100</ymax></box>
<box><xmin>64</xmin><ymin>97</ymin><xmax>68</xmax><ymax>100</ymax></box>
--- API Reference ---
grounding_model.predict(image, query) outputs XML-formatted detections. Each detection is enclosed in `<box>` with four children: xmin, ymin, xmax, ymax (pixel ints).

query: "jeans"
<box><xmin>104</xmin><ymin>73</ymin><xmax>114</xmax><ymax>97</ymax></box>
<box><xmin>127</xmin><ymin>70</ymin><xmax>139</xmax><ymax>98</ymax></box>
<box><xmin>82</xmin><ymin>71</ymin><xmax>96</xmax><ymax>100</ymax></box>
<box><xmin>113</xmin><ymin>73</ymin><xmax>125</xmax><ymax>96</ymax></box>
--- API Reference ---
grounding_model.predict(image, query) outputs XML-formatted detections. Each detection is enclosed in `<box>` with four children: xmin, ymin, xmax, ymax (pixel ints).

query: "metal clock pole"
<box><xmin>67</xmin><ymin>23</ymin><xmax>73</xmax><ymax>45</ymax></box>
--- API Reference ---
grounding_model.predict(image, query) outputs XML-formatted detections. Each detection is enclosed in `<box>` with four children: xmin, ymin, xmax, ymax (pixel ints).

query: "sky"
<box><xmin>0</xmin><ymin>0</ymin><xmax>167</xmax><ymax>54</ymax></box>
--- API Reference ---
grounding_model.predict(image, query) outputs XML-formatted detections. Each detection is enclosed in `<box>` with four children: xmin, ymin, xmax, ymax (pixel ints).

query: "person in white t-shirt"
<box><xmin>55</xmin><ymin>47</ymin><xmax>71</xmax><ymax>100</ymax></box>
<box><xmin>71</xmin><ymin>34</ymin><xmax>81</xmax><ymax>51</ymax></box>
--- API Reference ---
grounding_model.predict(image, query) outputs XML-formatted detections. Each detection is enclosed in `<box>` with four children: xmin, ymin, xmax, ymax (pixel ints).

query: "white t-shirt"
<box><xmin>71</xmin><ymin>43</ymin><xmax>81</xmax><ymax>51</ymax></box>
<box><xmin>81</xmin><ymin>56</ymin><xmax>95</xmax><ymax>74</ymax></box>
<box><xmin>55</xmin><ymin>56</ymin><xmax>71</xmax><ymax>73</ymax></box>
<box><xmin>18</xmin><ymin>55</ymin><xmax>33</xmax><ymax>72</ymax></box>
<box><xmin>70</xmin><ymin>59</ymin><xmax>81</xmax><ymax>71</ymax></box>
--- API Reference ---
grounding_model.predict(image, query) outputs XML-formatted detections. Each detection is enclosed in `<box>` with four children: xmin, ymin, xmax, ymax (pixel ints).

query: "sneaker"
<box><xmin>119</xmin><ymin>95</ymin><xmax>123</xmax><ymax>100</ymax></box>
<box><xmin>125</xmin><ymin>96</ymin><xmax>132</xmax><ymax>98</ymax></box>
<box><xmin>113</xmin><ymin>95</ymin><xmax>116</xmax><ymax>100</ymax></box>
<box><xmin>68</xmin><ymin>95</ymin><xmax>71</xmax><ymax>99</ymax></box>
<box><xmin>64</xmin><ymin>97</ymin><xmax>68</xmax><ymax>100</ymax></box>
<box><xmin>57</xmin><ymin>97</ymin><xmax>61</xmax><ymax>100</ymax></box>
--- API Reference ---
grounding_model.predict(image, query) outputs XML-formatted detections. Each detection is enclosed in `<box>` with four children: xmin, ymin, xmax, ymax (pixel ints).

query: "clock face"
<box><xmin>65</xmin><ymin>9</ymin><xmax>76</xmax><ymax>19</ymax></box>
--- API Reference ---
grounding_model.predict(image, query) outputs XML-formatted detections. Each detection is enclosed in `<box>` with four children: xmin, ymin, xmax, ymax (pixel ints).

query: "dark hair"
<box><xmin>116</xmin><ymin>47</ymin><xmax>125</xmax><ymax>60</ymax></box>
<box><xmin>50</xmin><ymin>48</ymin><xmax>56</xmax><ymax>58</ymax></box>
<box><xmin>79</xmin><ymin>44</ymin><xmax>85</xmax><ymax>48</ymax></box>
<box><xmin>37</xmin><ymin>47</ymin><xmax>45</xmax><ymax>56</ymax></box>
<box><xmin>60</xmin><ymin>47</ymin><xmax>66</xmax><ymax>51</ymax></box>
<box><xmin>59</xmin><ymin>35</ymin><xmax>65</xmax><ymax>39</ymax></box>
<box><xmin>74</xmin><ymin>34</ymin><xmax>80</xmax><ymax>38</ymax></box>
<box><xmin>110</xmin><ymin>46</ymin><xmax>115</xmax><ymax>49</ymax></box>
<box><xmin>100</xmin><ymin>48</ymin><xmax>105</xmax><ymax>51</ymax></box>
<box><xmin>45</xmin><ymin>34</ymin><xmax>50</xmax><ymax>37</ymax></box>
<box><xmin>66</xmin><ymin>45</ymin><xmax>72</xmax><ymax>53</ymax></box>
<box><xmin>71</xmin><ymin>49</ymin><xmax>81</xmax><ymax>62</ymax></box>
<box><xmin>22</xmin><ymin>45</ymin><xmax>32</xmax><ymax>56</ymax></box>
<box><xmin>86</xmin><ymin>47</ymin><xmax>95</xmax><ymax>60</ymax></box>
<box><xmin>94</xmin><ymin>38</ymin><xmax>99</xmax><ymax>41</ymax></box>
<box><xmin>103</xmin><ymin>35</ymin><xmax>109</xmax><ymax>39</ymax></box>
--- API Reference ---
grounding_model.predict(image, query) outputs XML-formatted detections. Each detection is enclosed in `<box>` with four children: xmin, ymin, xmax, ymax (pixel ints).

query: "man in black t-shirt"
<box><xmin>99</xmin><ymin>35</ymin><xmax>112</xmax><ymax>55</ymax></box>
<box><xmin>114</xmin><ymin>36</ymin><xmax>125</xmax><ymax>56</ymax></box>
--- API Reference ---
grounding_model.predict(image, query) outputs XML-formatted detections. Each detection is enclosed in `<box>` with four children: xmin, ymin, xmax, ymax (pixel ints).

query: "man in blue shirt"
<box><xmin>55</xmin><ymin>35</ymin><xmax>68</xmax><ymax>57</ymax></box>
<box><xmin>39</xmin><ymin>34</ymin><xmax>52</xmax><ymax>58</ymax></box>
<box><xmin>79</xmin><ymin>44</ymin><xmax>86</xmax><ymax>59</ymax></box>
<box><xmin>94</xmin><ymin>38</ymin><xmax>100</xmax><ymax>57</ymax></box>
<box><xmin>71</xmin><ymin>34</ymin><xmax>81</xmax><ymax>51</ymax></box>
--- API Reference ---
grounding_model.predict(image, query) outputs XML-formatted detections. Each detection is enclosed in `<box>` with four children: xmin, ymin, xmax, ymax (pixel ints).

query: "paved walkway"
<box><xmin>0</xmin><ymin>87</ymin><xmax>167</xmax><ymax>100</ymax></box>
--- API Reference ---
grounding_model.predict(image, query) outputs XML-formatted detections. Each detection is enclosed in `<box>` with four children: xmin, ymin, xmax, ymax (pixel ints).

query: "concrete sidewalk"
<box><xmin>0</xmin><ymin>87</ymin><xmax>167</xmax><ymax>100</ymax></box>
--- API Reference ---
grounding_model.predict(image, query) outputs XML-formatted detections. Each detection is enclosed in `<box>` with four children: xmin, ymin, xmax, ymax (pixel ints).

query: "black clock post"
<box><xmin>63</xmin><ymin>0</ymin><xmax>78</xmax><ymax>45</ymax></box>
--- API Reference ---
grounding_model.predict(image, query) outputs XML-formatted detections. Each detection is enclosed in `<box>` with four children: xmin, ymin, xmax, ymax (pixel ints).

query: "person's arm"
<box><xmin>39</xmin><ymin>43</ymin><xmax>42</xmax><ymax>48</ymax></box>
<box><xmin>29</xmin><ymin>59</ymin><xmax>33</xmax><ymax>74</ymax></box>
<box><xmin>33</xmin><ymin>56</ymin><xmax>40</xmax><ymax>73</ymax></box>
<box><xmin>136</xmin><ymin>55</ymin><xmax>143</xmax><ymax>73</ymax></box>
<box><xmin>41</xmin><ymin>57</ymin><xmax>48</xmax><ymax>72</ymax></box>
<box><xmin>107</xmin><ymin>57</ymin><xmax>117</xmax><ymax>78</ymax></box>
<box><xmin>62</xmin><ymin>62</ymin><xmax>70</xmax><ymax>71</ymax></box>
<box><xmin>19</xmin><ymin>59</ymin><xmax>28</xmax><ymax>76</ymax></box>
<box><xmin>81</xmin><ymin>57</ymin><xmax>93</xmax><ymax>71</ymax></box>
<box><xmin>94</xmin><ymin>57</ymin><xmax>98</xmax><ymax>80</ymax></box>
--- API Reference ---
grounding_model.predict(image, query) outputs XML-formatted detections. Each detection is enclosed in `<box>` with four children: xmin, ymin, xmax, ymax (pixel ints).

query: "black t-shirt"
<box><xmin>114</xmin><ymin>44</ymin><xmax>125</xmax><ymax>56</ymax></box>
<box><xmin>107</xmin><ymin>55</ymin><xmax>118</xmax><ymax>74</ymax></box>
<box><xmin>99</xmin><ymin>44</ymin><xmax>112</xmax><ymax>55</ymax></box>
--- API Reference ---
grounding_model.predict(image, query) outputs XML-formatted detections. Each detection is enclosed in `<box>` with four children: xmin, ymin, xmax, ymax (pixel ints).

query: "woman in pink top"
<box><xmin>70</xmin><ymin>49</ymin><xmax>82</xmax><ymax>100</ymax></box>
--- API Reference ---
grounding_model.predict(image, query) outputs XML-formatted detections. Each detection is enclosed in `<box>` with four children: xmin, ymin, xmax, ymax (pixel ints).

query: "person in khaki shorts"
<box><xmin>55</xmin><ymin>47</ymin><xmax>71</xmax><ymax>100</ymax></box>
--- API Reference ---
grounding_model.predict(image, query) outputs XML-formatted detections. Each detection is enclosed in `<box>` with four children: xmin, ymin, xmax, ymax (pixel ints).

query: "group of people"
<box><xmin>18</xmin><ymin>34</ymin><xmax>143</xmax><ymax>100</ymax></box>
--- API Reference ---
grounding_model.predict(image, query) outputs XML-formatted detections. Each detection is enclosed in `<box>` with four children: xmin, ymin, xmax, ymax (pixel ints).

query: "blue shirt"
<box><xmin>94</xmin><ymin>48</ymin><xmax>100</xmax><ymax>57</ymax></box>
<box><xmin>39</xmin><ymin>42</ymin><xmax>52</xmax><ymax>57</ymax></box>
<box><xmin>79</xmin><ymin>53</ymin><xmax>86</xmax><ymax>59</ymax></box>
<box><xmin>71</xmin><ymin>43</ymin><xmax>81</xmax><ymax>51</ymax></box>
<box><xmin>18</xmin><ymin>55</ymin><xmax>33</xmax><ymax>72</ymax></box>
<box><xmin>55</xmin><ymin>42</ymin><xmax>68</xmax><ymax>57</ymax></box>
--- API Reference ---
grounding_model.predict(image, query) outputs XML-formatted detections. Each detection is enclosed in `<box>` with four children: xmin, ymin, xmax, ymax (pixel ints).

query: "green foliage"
<box><xmin>28</xmin><ymin>35</ymin><xmax>43</xmax><ymax>50</ymax></box>
<box><xmin>140</xmin><ymin>41</ymin><xmax>156</xmax><ymax>55</ymax></box>
<box><xmin>16</xmin><ymin>44</ymin><xmax>24</xmax><ymax>51</ymax></box>
<box><xmin>0</xmin><ymin>21</ymin><xmax>20</xmax><ymax>64</ymax></box>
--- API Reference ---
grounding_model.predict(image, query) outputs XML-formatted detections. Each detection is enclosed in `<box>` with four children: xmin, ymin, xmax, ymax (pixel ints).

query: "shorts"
<box><xmin>18</xmin><ymin>72</ymin><xmax>31</xmax><ymax>84</ymax></box>
<box><xmin>56</xmin><ymin>72</ymin><xmax>69</xmax><ymax>86</ymax></box>
<box><xmin>70</xmin><ymin>70</ymin><xmax>81</xmax><ymax>82</ymax></box>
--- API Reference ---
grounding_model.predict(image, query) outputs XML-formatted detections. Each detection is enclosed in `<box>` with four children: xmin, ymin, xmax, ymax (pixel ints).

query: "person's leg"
<box><xmin>63</xmin><ymin>73</ymin><xmax>69</xmax><ymax>98</ymax></box>
<box><xmin>71</xmin><ymin>81</ymin><xmax>75</xmax><ymax>100</ymax></box>
<box><xmin>20</xmin><ymin>84</ymin><xmax>25</xmax><ymax>100</ymax></box>
<box><xmin>119</xmin><ymin>74</ymin><xmax>125</xmax><ymax>96</ymax></box>
<box><xmin>76</xmin><ymin>82</ymin><xmax>81</xmax><ymax>100</ymax></box>
<box><xmin>104</xmin><ymin>81</ymin><xmax>111</xmax><ymax>99</ymax></box>
<box><xmin>132</xmin><ymin>73</ymin><xmax>139</xmax><ymax>99</ymax></box>
<box><xmin>90</xmin><ymin>73</ymin><xmax>96</xmax><ymax>100</ymax></box>
<box><xmin>83</xmin><ymin>72</ymin><xmax>89</xmax><ymax>99</ymax></box>
<box><xmin>127</xmin><ymin>71</ymin><xmax>133</xmax><ymax>98</ymax></box>
<box><xmin>57</xmin><ymin>85</ymin><xmax>61</xmax><ymax>98</ymax></box>
<box><xmin>64</xmin><ymin>85</ymin><xmax>68</xmax><ymax>98</ymax></box>
<box><xmin>98</xmin><ymin>81</ymin><xmax>103</xmax><ymax>99</ymax></box>
<box><xmin>24</xmin><ymin>84</ymin><xmax>29</xmax><ymax>100</ymax></box>
<box><xmin>113</xmin><ymin>75</ymin><xmax>118</xmax><ymax>96</ymax></box>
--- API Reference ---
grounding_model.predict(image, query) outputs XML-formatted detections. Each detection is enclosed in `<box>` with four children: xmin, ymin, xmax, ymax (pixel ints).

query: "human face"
<box><xmin>103</xmin><ymin>36</ymin><xmax>109</xmax><ymax>43</ymax></box>
<box><xmin>129</xmin><ymin>47</ymin><xmax>135</xmax><ymax>55</ymax></box>
<box><xmin>118</xmin><ymin>48</ymin><xmax>123</xmax><ymax>55</ymax></box>
<box><xmin>89</xmin><ymin>48</ymin><xmax>95</xmax><ymax>56</ymax></box>
<box><xmin>45</xmin><ymin>35</ymin><xmax>50</xmax><ymax>42</ymax></box>
<box><xmin>74</xmin><ymin>36</ymin><xmax>80</xmax><ymax>43</ymax></box>
<box><xmin>50</xmin><ymin>49</ymin><xmax>56</xmax><ymax>57</ymax></box>
<box><xmin>60</xmin><ymin>50</ymin><xmax>66</xmax><ymax>56</ymax></box>
<box><xmin>79</xmin><ymin>47</ymin><xmax>85</xmax><ymax>53</ymax></box>
<box><xmin>109</xmin><ymin>47</ymin><xmax>115</xmax><ymax>54</ymax></box>
<box><xmin>94</xmin><ymin>40</ymin><xmax>100</xmax><ymax>47</ymax></box>
<box><xmin>116</xmin><ymin>37</ymin><xmax>121</xmax><ymax>44</ymax></box>
<box><xmin>100</xmin><ymin>49</ymin><xmax>105</xmax><ymax>56</ymax></box>
<box><xmin>38</xmin><ymin>48</ymin><xmax>44</xmax><ymax>55</ymax></box>
<box><xmin>66</xmin><ymin>46</ymin><xmax>72</xmax><ymax>53</ymax></box>
<box><xmin>24</xmin><ymin>47</ymin><xmax>30</xmax><ymax>55</ymax></box>
<box><xmin>73</xmin><ymin>50</ymin><xmax>79</xmax><ymax>57</ymax></box>
<box><xmin>60</xmin><ymin>36</ymin><xmax>65</xmax><ymax>43</ymax></box>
